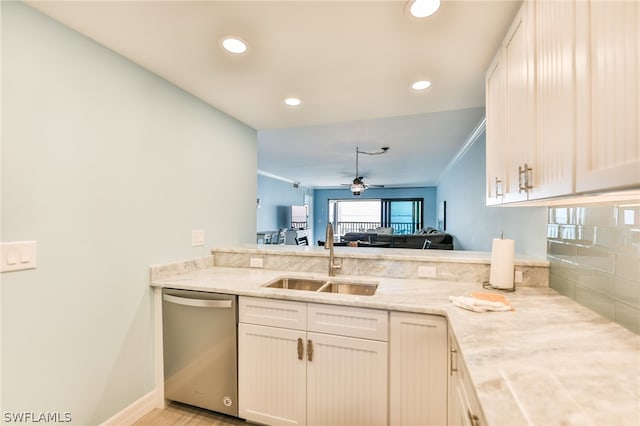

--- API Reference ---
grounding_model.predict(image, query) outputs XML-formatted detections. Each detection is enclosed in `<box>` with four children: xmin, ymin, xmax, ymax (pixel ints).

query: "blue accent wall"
<box><xmin>436</xmin><ymin>131</ymin><xmax>547</xmax><ymax>256</ymax></box>
<box><xmin>313</xmin><ymin>187</ymin><xmax>437</xmax><ymax>244</ymax></box>
<box><xmin>257</xmin><ymin>174</ymin><xmax>313</xmax><ymax>232</ymax></box>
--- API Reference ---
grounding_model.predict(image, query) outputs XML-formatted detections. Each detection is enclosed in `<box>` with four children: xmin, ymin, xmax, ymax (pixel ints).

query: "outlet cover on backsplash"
<box><xmin>417</xmin><ymin>265</ymin><xmax>437</xmax><ymax>278</ymax></box>
<box><xmin>515</xmin><ymin>270</ymin><xmax>523</xmax><ymax>283</ymax></box>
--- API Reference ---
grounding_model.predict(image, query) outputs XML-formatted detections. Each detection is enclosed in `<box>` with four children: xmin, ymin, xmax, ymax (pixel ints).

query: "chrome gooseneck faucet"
<box><xmin>325</xmin><ymin>223</ymin><xmax>342</xmax><ymax>277</ymax></box>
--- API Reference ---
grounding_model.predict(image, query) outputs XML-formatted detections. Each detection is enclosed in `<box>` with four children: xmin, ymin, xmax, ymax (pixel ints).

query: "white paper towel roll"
<box><xmin>489</xmin><ymin>238</ymin><xmax>515</xmax><ymax>289</ymax></box>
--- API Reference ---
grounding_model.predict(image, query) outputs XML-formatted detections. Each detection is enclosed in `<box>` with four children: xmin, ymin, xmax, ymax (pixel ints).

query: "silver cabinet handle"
<box><xmin>163</xmin><ymin>293</ymin><xmax>233</xmax><ymax>309</ymax></box>
<box><xmin>450</xmin><ymin>346</ymin><xmax>458</xmax><ymax>375</ymax></box>
<box><xmin>518</xmin><ymin>163</ymin><xmax>533</xmax><ymax>193</ymax></box>
<box><xmin>495</xmin><ymin>177</ymin><xmax>503</xmax><ymax>197</ymax></box>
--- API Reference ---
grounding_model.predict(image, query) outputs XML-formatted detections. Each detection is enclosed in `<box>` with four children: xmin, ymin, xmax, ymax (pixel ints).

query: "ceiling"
<box><xmin>26</xmin><ymin>0</ymin><xmax>521</xmax><ymax>188</ymax></box>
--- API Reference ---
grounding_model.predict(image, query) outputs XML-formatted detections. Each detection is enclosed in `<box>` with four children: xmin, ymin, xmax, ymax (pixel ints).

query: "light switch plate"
<box><xmin>191</xmin><ymin>230</ymin><xmax>205</xmax><ymax>247</ymax></box>
<box><xmin>1</xmin><ymin>241</ymin><xmax>37</xmax><ymax>272</ymax></box>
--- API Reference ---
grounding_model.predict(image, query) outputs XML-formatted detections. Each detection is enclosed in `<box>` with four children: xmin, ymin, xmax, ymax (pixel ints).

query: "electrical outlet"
<box><xmin>417</xmin><ymin>265</ymin><xmax>437</xmax><ymax>278</ymax></box>
<box><xmin>514</xmin><ymin>270</ymin><xmax>524</xmax><ymax>283</ymax></box>
<box><xmin>250</xmin><ymin>257</ymin><xmax>264</xmax><ymax>268</ymax></box>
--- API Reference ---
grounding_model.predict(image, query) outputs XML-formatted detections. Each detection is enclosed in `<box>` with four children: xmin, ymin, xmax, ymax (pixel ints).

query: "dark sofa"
<box><xmin>342</xmin><ymin>228</ymin><xmax>453</xmax><ymax>250</ymax></box>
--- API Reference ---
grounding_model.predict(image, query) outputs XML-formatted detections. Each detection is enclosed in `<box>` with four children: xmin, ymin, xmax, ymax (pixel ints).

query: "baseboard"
<box><xmin>101</xmin><ymin>389</ymin><xmax>161</xmax><ymax>426</ymax></box>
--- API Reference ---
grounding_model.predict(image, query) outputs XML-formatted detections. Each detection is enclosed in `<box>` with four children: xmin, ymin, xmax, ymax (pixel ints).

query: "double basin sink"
<box><xmin>263</xmin><ymin>276</ymin><xmax>378</xmax><ymax>296</ymax></box>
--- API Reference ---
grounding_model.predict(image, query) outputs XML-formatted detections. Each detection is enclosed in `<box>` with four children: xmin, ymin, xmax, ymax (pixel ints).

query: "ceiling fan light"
<box><xmin>350</xmin><ymin>182</ymin><xmax>365</xmax><ymax>196</ymax></box>
<box><xmin>409</xmin><ymin>0</ymin><xmax>441</xmax><ymax>18</ymax></box>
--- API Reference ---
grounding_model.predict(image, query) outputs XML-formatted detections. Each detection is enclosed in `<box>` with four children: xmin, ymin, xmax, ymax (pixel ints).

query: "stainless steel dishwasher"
<box><xmin>162</xmin><ymin>288</ymin><xmax>238</xmax><ymax>416</ymax></box>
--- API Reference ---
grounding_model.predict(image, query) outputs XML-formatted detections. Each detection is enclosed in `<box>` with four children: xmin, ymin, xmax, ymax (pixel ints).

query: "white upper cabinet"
<box><xmin>485</xmin><ymin>2</ymin><xmax>538</xmax><ymax>205</ymax></box>
<box><xmin>485</xmin><ymin>52</ymin><xmax>507</xmax><ymax>206</ymax></box>
<box><xmin>531</xmin><ymin>0</ymin><xmax>576</xmax><ymax>200</ymax></box>
<box><xmin>485</xmin><ymin>0</ymin><xmax>640</xmax><ymax>205</ymax></box>
<box><xmin>575</xmin><ymin>0</ymin><xmax>640</xmax><ymax>192</ymax></box>
<box><xmin>503</xmin><ymin>2</ymin><xmax>536</xmax><ymax>203</ymax></box>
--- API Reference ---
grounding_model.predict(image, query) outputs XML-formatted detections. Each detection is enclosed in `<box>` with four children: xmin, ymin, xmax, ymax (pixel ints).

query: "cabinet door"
<box><xmin>238</xmin><ymin>323</ymin><xmax>306</xmax><ymax>425</ymax></box>
<box><xmin>530</xmin><ymin>0</ymin><xmax>577</xmax><ymax>200</ymax></box>
<box><xmin>503</xmin><ymin>2</ymin><xmax>536</xmax><ymax>203</ymax></box>
<box><xmin>485</xmin><ymin>52</ymin><xmax>507</xmax><ymax>206</ymax></box>
<box><xmin>447</xmin><ymin>332</ymin><xmax>485</xmax><ymax>426</ymax></box>
<box><xmin>306</xmin><ymin>332</ymin><xmax>388</xmax><ymax>426</ymax></box>
<box><xmin>389</xmin><ymin>312</ymin><xmax>447</xmax><ymax>426</ymax></box>
<box><xmin>575</xmin><ymin>0</ymin><xmax>640</xmax><ymax>192</ymax></box>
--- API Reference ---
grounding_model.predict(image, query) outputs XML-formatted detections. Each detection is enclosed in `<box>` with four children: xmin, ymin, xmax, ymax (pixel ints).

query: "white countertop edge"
<box><xmin>211</xmin><ymin>245</ymin><xmax>550</xmax><ymax>267</ymax></box>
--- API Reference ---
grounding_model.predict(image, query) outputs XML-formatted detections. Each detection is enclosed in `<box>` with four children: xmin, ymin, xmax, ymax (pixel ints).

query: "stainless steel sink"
<box><xmin>318</xmin><ymin>282</ymin><xmax>378</xmax><ymax>296</ymax></box>
<box><xmin>263</xmin><ymin>276</ymin><xmax>378</xmax><ymax>296</ymax></box>
<box><xmin>264</xmin><ymin>277</ymin><xmax>328</xmax><ymax>291</ymax></box>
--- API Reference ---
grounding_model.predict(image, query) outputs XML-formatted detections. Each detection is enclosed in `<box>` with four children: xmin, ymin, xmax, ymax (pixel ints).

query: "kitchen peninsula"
<box><xmin>150</xmin><ymin>246</ymin><xmax>639</xmax><ymax>426</ymax></box>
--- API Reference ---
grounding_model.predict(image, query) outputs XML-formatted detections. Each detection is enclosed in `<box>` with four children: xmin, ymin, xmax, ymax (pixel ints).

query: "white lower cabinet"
<box><xmin>389</xmin><ymin>312</ymin><xmax>448</xmax><ymax>426</ymax></box>
<box><xmin>238</xmin><ymin>296</ymin><xmax>388</xmax><ymax>426</ymax></box>
<box><xmin>448</xmin><ymin>329</ymin><xmax>485</xmax><ymax>426</ymax></box>
<box><xmin>306</xmin><ymin>332</ymin><xmax>387</xmax><ymax>426</ymax></box>
<box><xmin>238</xmin><ymin>323</ymin><xmax>306</xmax><ymax>425</ymax></box>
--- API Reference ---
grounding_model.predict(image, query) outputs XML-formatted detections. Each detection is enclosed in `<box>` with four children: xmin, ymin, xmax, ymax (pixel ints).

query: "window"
<box><xmin>381</xmin><ymin>199</ymin><xmax>423</xmax><ymax>234</ymax></box>
<box><xmin>329</xmin><ymin>198</ymin><xmax>423</xmax><ymax>236</ymax></box>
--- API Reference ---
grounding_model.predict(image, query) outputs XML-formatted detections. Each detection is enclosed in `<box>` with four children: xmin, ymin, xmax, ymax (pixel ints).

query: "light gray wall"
<box><xmin>436</xmin><ymin>131</ymin><xmax>547</xmax><ymax>256</ymax></box>
<box><xmin>1</xmin><ymin>2</ymin><xmax>256</xmax><ymax>423</ymax></box>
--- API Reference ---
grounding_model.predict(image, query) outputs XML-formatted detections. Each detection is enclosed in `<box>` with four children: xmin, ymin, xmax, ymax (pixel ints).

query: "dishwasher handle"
<box><xmin>163</xmin><ymin>293</ymin><xmax>233</xmax><ymax>309</ymax></box>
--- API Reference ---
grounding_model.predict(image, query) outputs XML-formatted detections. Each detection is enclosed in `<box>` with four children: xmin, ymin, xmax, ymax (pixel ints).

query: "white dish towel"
<box><xmin>448</xmin><ymin>295</ymin><xmax>512</xmax><ymax>313</ymax></box>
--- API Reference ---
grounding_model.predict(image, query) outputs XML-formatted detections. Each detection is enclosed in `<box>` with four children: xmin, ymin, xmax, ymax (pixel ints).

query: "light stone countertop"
<box><xmin>151</xmin><ymin>265</ymin><xmax>639</xmax><ymax>426</ymax></box>
<box><xmin>212</xmin><ymin>244</ymin><xmax>550</xmax><ymax>266</ymax></box>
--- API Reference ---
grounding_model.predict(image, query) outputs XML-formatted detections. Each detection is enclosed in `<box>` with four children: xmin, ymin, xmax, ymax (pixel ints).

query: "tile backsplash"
<box><xmin>548</xmin><ymin>203</ymin><xmax>640</xmax><ymax>333</ymax></box>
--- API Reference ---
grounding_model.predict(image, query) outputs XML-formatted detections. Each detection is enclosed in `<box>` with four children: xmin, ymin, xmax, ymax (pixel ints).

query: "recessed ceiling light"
<box><xmin>412</xmin><ymin>80</ymin><xmax>432</xmax><ymax>90</ymax></box>
<box><xmin>221</xmin><ymin>37</ymin><xmax>248</xmax><ymax>54</ymax></box>
<box><xmin>409</xmin><ymin>0</ymin><xmax>441</xmax><ymax>18</ymax></box>
<box><xmin>284</xmin><ymin>98</ymin><xmax>302</xmax><ymax>106</ymax></box>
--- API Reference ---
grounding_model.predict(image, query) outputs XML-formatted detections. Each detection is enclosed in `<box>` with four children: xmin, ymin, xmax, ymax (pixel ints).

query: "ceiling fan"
<box><xmin>342</xmin><ymin>147</ymin><xmax>390</xmax><ymax>196</ymax></box>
